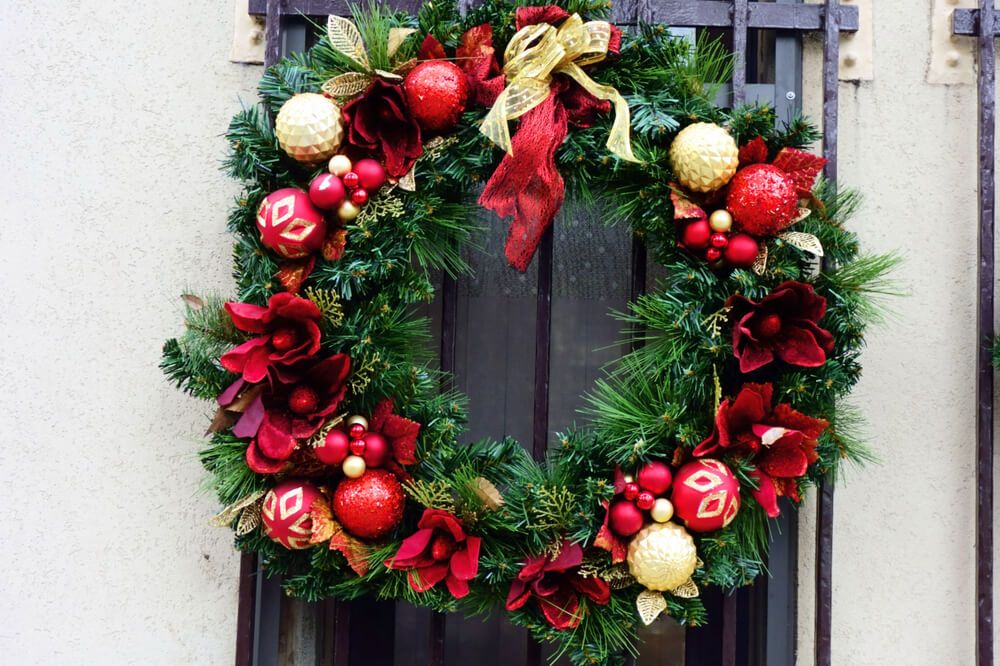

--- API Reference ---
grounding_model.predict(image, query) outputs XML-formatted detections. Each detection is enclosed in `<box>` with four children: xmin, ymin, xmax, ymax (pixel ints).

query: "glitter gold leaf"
<box><xmin>779</xmin><ymin>231</ymin><xmax>824</xmax><ymax>257</ymax></box>
<box><xmin>636</xmin><ymin>589</ymin><xmax>668</xmax><ymax>625</ymax></box>
<box><xmin>472</xmin><ymin>477</ymin><xmax>504</xmax><ymax>510</ymax></box>
<box><xmin>752</xmin><ymin>243</ymin><xmax>768</xmax><ymax>275</ymax></box>
<box><xmin>211</xmin><ymin>490</ymin><xmax>266</xmax><ymax>528</ymax></box>
<box><xmin>387</xmin><ymin>27</ymin><xmax>417</xmax><ymax>58</ymax></box>
<box><xmin>322</xmin><ymin>72</ymin><xmax>372</xmax><ymax>99</ymax></box>
<box><xmin>669</xmin><ymin>579</ymin><xmax>700</xmax><ymax>599</ymax></box>
<box><xmin>235</xmin><ymin>497</ymin><xmax>264</xmax><ymax>536</ymax></box>
<box><xmin>327</xmin><ymin>15</ymin><xmax>369</xmax><ymax>69</ymax></box>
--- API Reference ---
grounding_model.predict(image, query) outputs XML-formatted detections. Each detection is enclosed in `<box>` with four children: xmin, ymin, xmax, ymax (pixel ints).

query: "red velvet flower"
<box><xmin>231</xmin><ymin>354</ymin><xmax>351</xmax><ymax>474</ymax></box>
<box><xmin>221</xmin><ymin>293</ymin><xmax>322</xmax><ymax>384</ymax></box>
<box><xmin>505</xmin><ymin>541</ymin><xmax>611</xmax><ymax>630</ymax></box>
<box><xmin>694</xmin><ymin>382</ymin><xmax>828</xmax><ymax>516</ymax></box>
<box><xmin>387</xmin><ymin>509</ymin><xmax>481</xmax><ymax>599</ymax></box>
<box><xmin>368</xmin><ymin>398</ymin><xmax>420</xmax><ymax>467</ymax></box>
<box><xmin>342</xmin><ymin>79</ymin><xmax>423</xmax><ymax>179</ymax></box>
<box><xmin>727</xmin><ymin>281</ymin><xmax>835</xmax><ymax>373</ymax></box>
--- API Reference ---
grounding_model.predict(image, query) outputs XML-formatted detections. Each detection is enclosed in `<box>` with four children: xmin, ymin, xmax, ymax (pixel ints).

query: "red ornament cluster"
<box><xmin>608</xmin><ymin>461</ymin><xmax>673</xmax><ymax>537</ymax></box>
<box><xmin>308</xmin><ymin>155</ymin><xmax>386</xmax><ymax>223</ymax></box>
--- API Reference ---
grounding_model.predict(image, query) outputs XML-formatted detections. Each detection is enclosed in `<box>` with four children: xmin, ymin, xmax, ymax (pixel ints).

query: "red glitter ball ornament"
<box><xmin>726</xmin><ymin>164</ymin><xmax>799</xmax><ymax>236</ymax></box>
<box><xmin>333</xmin><ymin>469</ymin><xmax>405</xmax><ymax>539</ymax></box>
<box><xmin>609</xmin><ymin>500</ymin><xmax>645</xmax><ymax>537</ymax></box>
<box><xmin>351</xmin><ymin>188</ymin><xmax>369</xmax><ymax>206</ymax></box>
<box><xmin>256</xmin><ymin>188</ymin><xmax>326</xmax><ymax>259</ymax></box>
<box><xmin>315</xmin><ymin>429</ymin><xmax>349</xmax><ymax>465</ymax></box>
<box><xmin>724</xmin><ymin>233</ymin><xmax>759</xmax><ymax>268</ymax></box>
<box><xmin>343</xmin><ymin>172</ymin><xmax>360</xmax><ymax>189</ymax></box>
<box><xmin>403</xmin><ymin>61</ymin><xmax>469</xmax><ymax>133</ymax></box>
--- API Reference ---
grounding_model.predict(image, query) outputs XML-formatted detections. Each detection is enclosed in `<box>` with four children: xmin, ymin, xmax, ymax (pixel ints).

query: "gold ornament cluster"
<box><xmin>668</xmin><ymin>122</ymin><xmax>739</xmax><ymax>193</ymax></box>
<box><xmin>275</xmin><ymin>93</ymin><xmax>344</xmax><ymax>164</ymax></box>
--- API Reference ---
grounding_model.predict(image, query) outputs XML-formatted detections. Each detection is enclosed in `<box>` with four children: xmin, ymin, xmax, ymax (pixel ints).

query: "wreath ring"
<box><xmin>163</xmin><ymin>2</ymin><xmax>895</xmax><ymax>662</ymax></box>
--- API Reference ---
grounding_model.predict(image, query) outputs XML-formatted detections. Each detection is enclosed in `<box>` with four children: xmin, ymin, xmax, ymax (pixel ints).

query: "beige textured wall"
<box><xmin>0</xmin><ymin>1</ymin><xmax>992</xmax><ymax>665</ymax></box>
<box><xmin>0</xmin><ymin>1</ymin><xmax>257</xmax><ymax>663</ymax></box>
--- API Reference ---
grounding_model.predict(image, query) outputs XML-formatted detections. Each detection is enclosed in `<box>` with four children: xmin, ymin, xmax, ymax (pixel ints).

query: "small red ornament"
<box><xmin>269</xmin><ymin>327</ymin><xmax>298</xmax><ymax>352</ymax></box>
<box><xmin>636</xmin><ymin>491</ymin><xmax>655</xmax><ymax>511</ymax></box>
<box><xmin>354</xmin><ymin>158</ymin><xmax>387</xmax><ymax>191</ymax></box>
<box><xmin>609</xmin><ymin>500</ymin><xmax>645</xmax><ymax>537</ymax></box>
<box><xmin>430</xmin><ymin>534</ymin><xmax>457</xmax><ymax>561</ymax></box>
<box><xmin>710</xmin><ymin>233</ymin><xmax>729</xmax><ymax>249</ymax></box>
<box><xmin>671</xmin><ymin>459</ymin><xmax>741</xmax><ymax>533</ymax></box>
<box><xmin>256</xmin><ymin>188</ymin><xmax>326</xmax><ymax>259</ymax></box>
<box><xmin>754</xmin><ymin>313</ymin><xmax>783</xmax><ymax>339</ymax></box>
<box><xmin>681</xmin><ymin>219</ymin><xmax>712</xmax><ymax>251</ymax></box>
<box><xmin>726</xmin><ymin>164</ymin><xmax>799</xmax><ymax>236</ymax></box>
<box><xmin>623</xmin><ymin>482</ymin><xmax>640</xmax><ymax>501</ymax></box>
<box><xmin>349</xmin><ymin>439</ymin><xmax>367</xmax><ymax>456</ymax></box>
<box><xmin>308</xmin><ymin>173</ymin><xmax>346</xmax><ymax>210</ymax></box>
<box><xmin>315</xmin><ymin>428</ymin><xmax>349</xmax><ymax>465</ymax></box>
<box><xmin>343</xmin><ymin>172</ymin><xmax>360</xmax><ymax>189</ymax></box>
<box><xmin>403</xmin><ymin>60</ymin><xmax>469</xmax><ymax>133</ymax></box>
<box><xmin>261</xmin><ymin>480</ymin><xmax>323</xmax><ymax>549</ymax></box>
<box><xmin>706</xmin><ymin>247</ymin><xmax>722</xmax><ymax>262</ymax></box>
<box><xmin>362</xmin><ymin>432</ymin><xmax>390</xmax><ymax>467</ymax></box>
<box><xmin>351</xmin><ymin>188</ymin><xmax>369</xmax><ymax>206</ymax></box>
<box><xmin>637</xmin><ymin>461</ymin><xmax>673</xmax><ymax>495</ymax></box>
<box><xmin>349</xmin><ymin>423</ymin><xmax>366</xmax><ymax>440</ymax></box>
<box><xmin>287</xmin><ymin>385</ymin><xmax>319</xmax><ymax>415</ymax></box>
<box><xmin>333</xmin><ymin>469</ymin><xmax>406</xmax><ymax>539</ymax></box>
<box><xmin>724</xmin><ymin>233</ymin><xmax>759</xmax><ymax>268</ymax></box>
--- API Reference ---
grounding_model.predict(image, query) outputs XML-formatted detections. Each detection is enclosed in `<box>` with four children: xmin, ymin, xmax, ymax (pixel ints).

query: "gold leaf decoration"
<box><xmin>310</xmin><ymin>496</ymin><xmax>336</xmax><ymax>543</ymax></box>
<box><xmin>387</xmin><ymin>28</ymin><xmax>417</xmax><ymax>58</ymax></box>
<box><xmin>752</xmin><ymin>243</ymin><xmax>769</xmax><ymax>276</ymax></box>
<box><xmin>778</xmin><ymin>231</ymin><xmax>824</xmax><ymax>257</ymax></box>
<box><xmin>472</xmin><ymin>477</ymin><xmax>504</xmax><ymax>510</ymax></box>
<box><xmin>327</xmin><ymin>15</ymin><xmax>369</xmax><ymax>69</ymax></box>
<box><xmin>670</xmin><ymin>578</ymin><xmax>700</xmax><ymax>599</ymax></box>
<box><xmin>211</xmin><ymin>490</ymin><xmax>266</xmax><ymax>528</ymax></box>
<box><xmin>373</xmin><ymin>69</ymin><xmax>404</xmax><ymax>82</ymax></box>
<box><xmin>636</xmin><ymin>589</ymin><xmax>668</xmax><ymax>625</ymax></box>
<box><xmin>235</xmin><ymin>497</ymin><xmax>264</xmax><ymax>536</ymax></box>
<box><xmin>397</xmin><ymin>168</ymin><xmax>416</xmax><ymax>192</ymax></box>
<box><xmin>322</xmin><ymin>72</ymin><xmax>372</xmax><ymax>99</ymax></box>
<box><xmin>601</xmin><ymin>564</ymin><xmax>636</xmax><ymax>590</ymax></box>
<box><xmin>794</xmin><ymin>206</ymin><xmax>812</xmax><ymax>224</ymax></box>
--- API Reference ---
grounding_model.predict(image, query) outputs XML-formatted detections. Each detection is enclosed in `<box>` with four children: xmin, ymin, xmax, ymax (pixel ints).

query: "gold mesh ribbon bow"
<box><xmin>479</xmin><ymin>13</ymin><xmax>639</xmax><ymax>163</ymax></box>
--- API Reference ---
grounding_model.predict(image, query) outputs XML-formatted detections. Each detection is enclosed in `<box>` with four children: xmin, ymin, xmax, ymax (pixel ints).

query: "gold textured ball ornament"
<box><xmin>276</xmin><ymin>93</ymin><xmax>344</xmax><ymax>164</ymax></box>
<box><xmin>669</xmin><ymin>122</ymin><xmax>739</xmax><ymax>193</ymax></box>
<box><xmin>627</xmin><ymin>522</ymin><xmax>698</xmax><ymax>592</ymax></box>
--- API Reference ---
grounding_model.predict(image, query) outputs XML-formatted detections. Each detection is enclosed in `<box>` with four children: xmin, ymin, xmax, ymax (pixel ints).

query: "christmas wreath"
<box><xmin>162</xmin><ymin>1</ymin><xmax>896</xmax><ymax>662</ymax></box>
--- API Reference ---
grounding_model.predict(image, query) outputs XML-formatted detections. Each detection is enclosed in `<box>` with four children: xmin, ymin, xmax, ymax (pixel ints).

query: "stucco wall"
<box><xmin>0</xmin><ymin>0</ymin><xmax>993</xmax><ymax>664</ymax></box>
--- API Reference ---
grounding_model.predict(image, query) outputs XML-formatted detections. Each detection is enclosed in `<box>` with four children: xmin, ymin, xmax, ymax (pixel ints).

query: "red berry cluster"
<box><xmin>608</xmin><ymin>461</ymin><xmax>673</xmax><ymax>537</ymax></box>
<box><xmin>679</xmin><ymin>209</ymin><xmax>759</xmax><ymax>270</ymax></box>
<box><xmin>314</xmin><ymin>414</ymin><xmax>390</xmax><ymax>479</ymax></box>
<box><xmin>307</xmin><ymin>155</ymin><xmax>387</xmax><ymax>223</ymax></box>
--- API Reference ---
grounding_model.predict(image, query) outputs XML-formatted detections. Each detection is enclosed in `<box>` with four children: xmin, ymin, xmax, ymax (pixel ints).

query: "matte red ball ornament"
<box><xmin>287</xmin><ymin>386</ymin><xmax>319</xmax><ymax>415</ymax></box>
<box><xmin>315</xmin><ymin>429</ymin><xmax>350</xmax><ymax>465</ymax></box>
<box><xmin>261</xmin><ymin>480</ymin><xmax>323</xmax><ymax>549</ymax></box>
<box><xmin>636</xmin><ymin>491</ymin><xmax>655</xmax><ymax>511</ymax></box>
<box><xmin>403</xmin><ymin>60</ymin><xmax>469</xmax><ymax>133</ymax></box>
<box><xmin>256</xmin><ymin>188</ymin><xmax>326</xmax><ymax>259</ymax></box>
<box><xmin>637</xmin><ymin>461</ymin><xmax>673</xmax><ymax>495</ymax></box>
<box><xmin>342</xmin><ymin>172</ymin><xmax>360</xmax><ymax>189</ymax></box>
<box><xmin>609</xmin><ymin>500</ymin><xmax>645</xmax><ymax>537</ymax></box>
<box><xmin>350</xmin><ymin>188</ymin><xmax>369</xmax><ymax>206</ymax></box>
<box><xmin>333</xmin><ymin>469</ymin><xmax>405</xmax><ymax>539</ymax></box>
<box><xmin>354</xmin><ymin>158</ymin><xmax>387</xmax><ymax>191</ymax></box>
<box><xmin>710</xmin><ymin>232</ymin><xmax>729</xmax><ymax>249</ymax></box>
<box><xmin>681</xmin><ymin>219</ymin><xmax>712</xmax><ymax>251</ymax></box>
<box><xmin>723</xmin><ymin>233</ymin><xmax>759</xmax><ymax>268</ymax></box>
<box><xmin>308</xmin><ymin>173</ymin><xmax>346</xmax><ymax>210</ymax></box>
<box><xmin>705</xmin><ymin>247</ymin><xmax>722</xmax><ymax>262</ymax></box>
<box><xmin>623</xmin><ymin>482</ymin><xmax>640</xmax><ymax>501</ymax></box>
<box><xmin>349</xmin><ymin>439</ymin><xmax>367</xmax><ymax>456</ymax></box>
<box><xmin>726</xmin><ymin>164</ymin><xmax>798</xmax><ymax>236</ymax></box>
<box><xmin>362</xmin><ymin>432</ymin><xmax>390</xmax><ymax>468</ymax></box>
<box><xmin>671</xmin><ymin>459</ymin><xmax>741</xmax><ymax>533</ymax></box>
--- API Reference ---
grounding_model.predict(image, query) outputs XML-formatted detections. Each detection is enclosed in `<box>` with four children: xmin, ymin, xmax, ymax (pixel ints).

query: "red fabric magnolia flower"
<box><xmin>221</xmin><ymin>293</ymin><xmax>322</xmax><ymax>384</ymax></box>
<box><xmin>505</xmin><ymin>541</ymin><xmax>611</xmax><ymax>630</ymax></box>
<box><xmin>727</xmin><ymin>281</ymin><xmax>835</xmax><ymax>373</ymax></box>
<box><xmin>342</xmin><ymin>79</ymin><xmax>422</xmax><ymax>179</ymax></box>
<box><xmin>694</xmin><ymin>383</ymin><xmax>828</xmax><ymax>516</ymax></box>
<box><xmin>387</xmin><ymin>509</ymin><xmax>481</xmax><ymax>598</ymax></box>
<box><xmin>228</xmin><ymin>354</ymin><xmax>351</xmax><ymax>474</ymax></box>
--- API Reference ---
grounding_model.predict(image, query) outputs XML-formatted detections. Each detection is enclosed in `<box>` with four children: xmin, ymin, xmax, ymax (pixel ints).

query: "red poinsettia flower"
<box><xmin>227</xmin><ymin>354</ymin><xmax>351</xmax><ymax>474</ymax></box>
<box><xmin>387</xmin><ymin>509</ymin><xmax>481</xmax><ymax>598</ymax></box>
<box><xmin>220</xmin><ymin>293</ymin><xmax>322</xmax><ymax>384</ymax></box>
<box><xmin>505</xmin><ymin>541</ymin><xmax>611</xmax><ymax>630</ymax></box>
<box><xmin>368</xmin><ymin>398</ymin><xmax>420</xmax><ymax>467</ymax></box>
<box><xmin>342</xmin><ymin>79</ymin><xmax>422</xmax><ymax>179</ymax></box>
<box><xmin>727</xmin><ymin>281</ymin><xmax>835</xmax><ymax>373</ymax></box>
<box><xmin>694</xmin><ymin>382</ymin><xmax>828</xmax><ymax>516</ymax></box>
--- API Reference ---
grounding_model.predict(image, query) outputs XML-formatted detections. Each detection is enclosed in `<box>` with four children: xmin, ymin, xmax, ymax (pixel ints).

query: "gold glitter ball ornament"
<box><xmin>627</xmin><ymin>522</ymin><xmax>698</xmax><ymax>592</ymax></box>
<box><xmin>276</xmin><ymin>93</ymin><xmax>344</xmax><ymax>164</ymax></box>
<box><xmin>669</xmin><ymin>122</ymin><xmax>739</xmax><ymax>193</ymax></box>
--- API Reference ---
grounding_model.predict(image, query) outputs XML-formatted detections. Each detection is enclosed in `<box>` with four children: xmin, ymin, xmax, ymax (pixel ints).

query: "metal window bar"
<box><xmin>952</xmin><ymin>5</ymin><xmax>996</xmax><ymax>666</ymax></box>
<box><xmin>241</xmin><ymin>2</ymin><xmax>859</xmax><ymax>665</ymax></box>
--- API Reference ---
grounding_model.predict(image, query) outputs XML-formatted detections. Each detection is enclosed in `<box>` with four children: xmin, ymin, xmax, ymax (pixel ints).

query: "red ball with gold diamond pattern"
<box><xmin>671</xmin><ymin>459</ymin><xmax>741</xmax><ymax>533</ymax></box>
